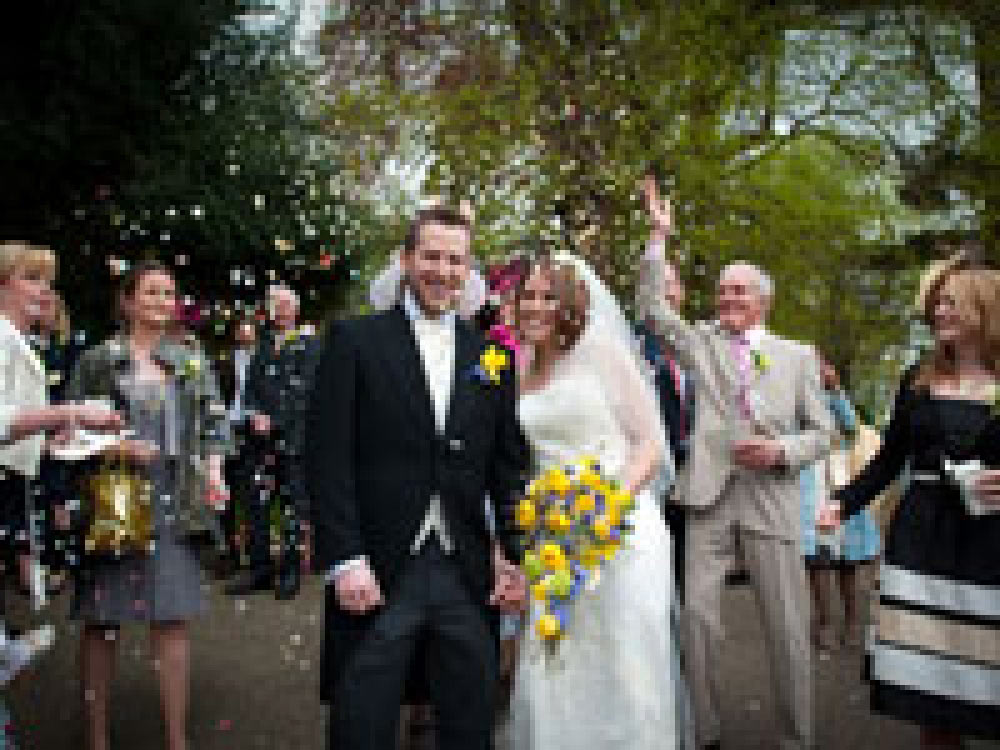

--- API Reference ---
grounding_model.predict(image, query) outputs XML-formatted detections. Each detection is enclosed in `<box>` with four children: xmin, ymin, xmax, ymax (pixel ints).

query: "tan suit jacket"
<box><xmin>650</xmin><ymin>303</ymin><xmax>835</xmax><ymax>541</ymax></box>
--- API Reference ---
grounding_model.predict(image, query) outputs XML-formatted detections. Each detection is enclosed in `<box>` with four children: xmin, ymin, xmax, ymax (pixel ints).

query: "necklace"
<box><xmin>953</xmin><ymin>375</ymin><xmax>997</xmax><ymax>401</ymax></box>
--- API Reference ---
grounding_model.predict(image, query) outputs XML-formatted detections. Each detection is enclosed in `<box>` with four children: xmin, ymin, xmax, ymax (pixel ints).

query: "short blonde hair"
<box><xmin>0</xmin><ymin>241</ymin><xmax>57</xmax><ymax>284</ymax></box>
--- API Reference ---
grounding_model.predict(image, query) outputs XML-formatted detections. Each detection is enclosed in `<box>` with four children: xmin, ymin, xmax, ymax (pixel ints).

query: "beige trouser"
<box><xmin>683</xmin><ymin>488</ymin><xmax>812</xmax><ymax>750</ymax></box>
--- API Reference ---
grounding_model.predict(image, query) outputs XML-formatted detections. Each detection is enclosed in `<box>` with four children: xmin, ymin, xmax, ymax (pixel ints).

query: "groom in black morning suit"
<box><xmin>305</xmin><ymin>206</ymin><xmax>529</xmax><ymax>750</ymax></box>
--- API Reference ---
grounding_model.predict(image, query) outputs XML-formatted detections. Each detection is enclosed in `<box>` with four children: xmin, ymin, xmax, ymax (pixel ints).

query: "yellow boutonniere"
<box><xmin>478</xmin><ymin>345</ymin><xmax>509</xmax><ymax>384</ymax></box>
<box><xmin>181</xmin><ymin>357</ymin><xmax>202</xmax><ymax>380</ymax></box>
<box><xmin>276</xmin><ymin>328</ymin><xmax>301</xmax><ymax>352</ymax></box>
<box><xmin>750</xmin><ymin>349</ymin><xmax>771</xmax><ymax>373</ymax></box>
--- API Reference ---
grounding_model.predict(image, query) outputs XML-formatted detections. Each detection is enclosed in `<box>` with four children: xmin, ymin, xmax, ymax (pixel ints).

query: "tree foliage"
<box><xmin>1</xmin><ymin>0</ymin><xmax>377</xmax><ymax>338</ymax></box>
<box><xmin>320</xmin><ymin>0</ymin><xmax>994</xmax><ymax>404</ymax></box>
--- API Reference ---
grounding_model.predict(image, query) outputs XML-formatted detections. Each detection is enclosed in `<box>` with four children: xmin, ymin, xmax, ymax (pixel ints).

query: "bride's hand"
<box><xmin>490</xmin><ymin>550</ymin><xmax>527</xmax><ymax>613</ymax></box>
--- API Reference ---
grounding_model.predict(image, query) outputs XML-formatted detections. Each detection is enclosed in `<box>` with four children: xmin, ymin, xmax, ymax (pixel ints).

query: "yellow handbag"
<box><xmin>84</xmin><ymin>460</ymin><xmax>154</xmax><ymax>556</ymax></box>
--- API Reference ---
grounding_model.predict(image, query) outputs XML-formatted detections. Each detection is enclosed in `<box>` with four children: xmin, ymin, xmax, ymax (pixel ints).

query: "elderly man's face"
<box><xmin>269</xmin><ymin>291</ymin><xmax>298</xmax><ymax>331</ymax></box>
<box><xmin>716</xmin><ymin>268</ymin><xmax>767</xmax><ymax>335</ymax></box>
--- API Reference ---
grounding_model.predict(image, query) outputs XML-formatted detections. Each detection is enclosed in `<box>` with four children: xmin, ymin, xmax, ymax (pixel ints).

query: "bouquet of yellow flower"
<box><xmin>516</xmin><ymin>457</ymin><xmax>635</xmax><ymax>646</ymax></box>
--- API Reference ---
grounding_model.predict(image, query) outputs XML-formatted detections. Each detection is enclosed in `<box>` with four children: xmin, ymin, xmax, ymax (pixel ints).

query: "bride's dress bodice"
<box><xmin>518</xmin><ymin>365</ymin><xmax>629</xmax><ymax>478</ymax></box>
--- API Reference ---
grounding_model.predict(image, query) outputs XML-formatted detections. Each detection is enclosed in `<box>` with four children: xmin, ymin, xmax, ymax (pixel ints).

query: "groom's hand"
<box><xmin>334</xmin><ymin>562</ymin><xmax>384</xmax><ymax>615</ymax></box>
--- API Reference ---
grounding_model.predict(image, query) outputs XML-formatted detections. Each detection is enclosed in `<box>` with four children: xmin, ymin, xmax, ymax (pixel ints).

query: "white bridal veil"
<box><xmin>551</xmin><ymin>251</ymin><xmax>675</xmax><ymax>493</ymax></box>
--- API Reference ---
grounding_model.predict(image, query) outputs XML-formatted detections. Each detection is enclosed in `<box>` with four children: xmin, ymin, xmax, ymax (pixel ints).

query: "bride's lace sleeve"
<box><xmin>587</xmin><ymin>333</ymin><xmax>673</xmax><ymax>489</ymax></box>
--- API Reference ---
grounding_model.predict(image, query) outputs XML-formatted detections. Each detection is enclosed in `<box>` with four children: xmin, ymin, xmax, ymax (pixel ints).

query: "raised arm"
<box><xmin>639</xmin><ymin>177</ymin><xmax>697</xmax><ymax>366</ymax></box>
<box><xmin>0</xmin><ymin>338</ymin><xmax>112</xmax><ymax>444</ymax></box>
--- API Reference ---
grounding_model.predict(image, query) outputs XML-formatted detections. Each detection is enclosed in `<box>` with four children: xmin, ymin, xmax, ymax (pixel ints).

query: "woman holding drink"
<box><xmin>824</xmin><ymin>255</ymin><xmax>1000</xmax><ymax>747</ymax></box>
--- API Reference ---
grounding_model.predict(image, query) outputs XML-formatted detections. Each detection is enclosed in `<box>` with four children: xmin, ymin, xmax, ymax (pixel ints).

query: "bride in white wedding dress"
<box><xmin>500</xmin><ymin>252</ymin><xmax>687</xmax><ymax>750</ymax></box>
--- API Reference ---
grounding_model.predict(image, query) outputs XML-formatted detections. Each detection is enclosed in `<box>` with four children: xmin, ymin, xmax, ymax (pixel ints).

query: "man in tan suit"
<box><xmin>641</xmin><ymin>181</ymin><xmax>834</xmax><ymax>750</ymax></box>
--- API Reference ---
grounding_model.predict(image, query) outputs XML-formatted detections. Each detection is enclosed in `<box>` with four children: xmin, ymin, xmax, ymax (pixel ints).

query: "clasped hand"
<box><xmin>731</xmin><ymin>437</ymin><xmax>784</xmax><ymax>470</ymax></box>
<box><xmin>333</xmin><ymin>550</ymin><xmax>527</xmax><ymax>616</ymax></box>
<box><xmin>334</xmin><ymin>562</ymin><xmax>384</xmax><ymax>615</ymax></box>
<box><xmin>972</xmin><ymin>469</ymin><xmax>1000</xmax><ymax>507</ymax></box>
<box><xmin>489</xmin><ymin>548</ymin><xmax>527</xmax><ymax>614</ymax></box>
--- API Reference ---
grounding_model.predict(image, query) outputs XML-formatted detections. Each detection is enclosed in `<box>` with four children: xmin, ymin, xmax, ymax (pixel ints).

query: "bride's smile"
<box><xmin>517</xmin><ymin>268</ymin><xmax>558</xmax><ymax>347</ymax></box>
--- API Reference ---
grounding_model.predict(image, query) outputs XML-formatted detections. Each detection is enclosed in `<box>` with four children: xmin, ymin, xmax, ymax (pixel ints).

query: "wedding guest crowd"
<box><xmin>0</xmin><ymin>239</ymin><xmax>324</xmax><ymax>749</ymax></box>
<box><xmin>1</xmin><ymin>199</ymin><xmax>999</xmax><ymax>750</ymax></box>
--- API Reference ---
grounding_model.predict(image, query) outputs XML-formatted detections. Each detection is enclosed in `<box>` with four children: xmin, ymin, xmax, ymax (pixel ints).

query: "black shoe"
<box><xmin>224</xmin><ymin>567</ymin><xmax>273</xmax><ymax>596</ymax></box>
<box><xmin>274</xmin><ymin>566</ymin><xmax>301</xmax><ymax>600</ymax></box>
<box><xmin>211</xmin><ymin>553</ymin><xmax>239</xmax><ymax>580</ymax></box>
<box><xmin>702</xmin><ymin>743</ymin><xmax>721</xmax><ymax>750</ymax></box>
<box><xmin>403</xmin><ymin>706</ymin><xmax>436</xmax><ymax>750</ymax></box>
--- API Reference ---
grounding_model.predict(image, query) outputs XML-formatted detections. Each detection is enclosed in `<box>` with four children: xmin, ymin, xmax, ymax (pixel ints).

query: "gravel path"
<box><xmin>6</xmin><ymin>575</ymin><xmax>997</xmax><ymax>749</ymax></box>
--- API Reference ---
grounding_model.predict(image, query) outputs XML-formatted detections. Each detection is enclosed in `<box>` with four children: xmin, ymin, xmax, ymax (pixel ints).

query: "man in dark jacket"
<box><xmin>226</xmin><ymin>286</ymin><xmax>318</xmax><ymax>600</ymax></box>
<box><xmin>306</xmin><ymin>206</ymin><xmax>527</xmax><ymax>750</ymax></box>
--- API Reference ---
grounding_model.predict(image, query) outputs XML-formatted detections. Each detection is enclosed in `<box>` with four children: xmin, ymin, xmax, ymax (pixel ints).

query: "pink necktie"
<box><xmin>730</xmin><ymin>335</ymin><xmax>752</xmax><ymax>419</ymax></box>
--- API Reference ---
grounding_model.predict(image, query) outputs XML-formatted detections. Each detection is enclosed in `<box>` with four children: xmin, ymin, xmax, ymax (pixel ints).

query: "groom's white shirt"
<box><xmin>327</xmin><ymin>289</ymin><xmax>456</xmax><ymax>583</ymax></box>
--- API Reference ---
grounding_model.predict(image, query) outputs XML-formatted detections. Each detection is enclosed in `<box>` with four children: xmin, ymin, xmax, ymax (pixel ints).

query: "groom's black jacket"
<box><xmin>305</xmin><ymin>304</ymin><xmax>528</xmax><ymax>702</ymax></box>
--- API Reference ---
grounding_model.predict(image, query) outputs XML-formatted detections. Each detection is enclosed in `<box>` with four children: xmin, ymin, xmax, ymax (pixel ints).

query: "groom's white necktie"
<box><xmin>405</xmin><ymin>290</ymin><xmax>455</xmax><ymax>554</ymax></box>
<box><xmin>411</xmin><ymin>315</ymin><xmax>454</xmax><ymax>431</ymax></box>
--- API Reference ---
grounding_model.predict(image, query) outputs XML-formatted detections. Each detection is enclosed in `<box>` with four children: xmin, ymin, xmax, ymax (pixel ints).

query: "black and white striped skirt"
<box><xmin>866</xmin><ymin>480</ymin><xmax>1000</xmax><ymax>739</ymax></box>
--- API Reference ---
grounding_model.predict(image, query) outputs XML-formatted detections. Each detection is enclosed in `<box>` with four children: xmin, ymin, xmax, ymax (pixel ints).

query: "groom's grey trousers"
<box><xmin>683</xmin><ymin>475</ymin><xmax>813</xmax><ymax>750</ymax></box>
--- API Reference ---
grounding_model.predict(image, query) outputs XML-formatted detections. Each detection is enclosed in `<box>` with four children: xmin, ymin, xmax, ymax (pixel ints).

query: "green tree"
<box><xmin>1</xmin><ymin>0</ymin><xmax>378</xmax><ymax>337</ymax></box>
<box><xmin>318</xmin><ymin>1</ymin><xmax>927</xmax><ymax>386</ymax></box>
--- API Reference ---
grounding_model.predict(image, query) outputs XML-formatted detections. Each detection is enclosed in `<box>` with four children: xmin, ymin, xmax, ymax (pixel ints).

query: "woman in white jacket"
<box><xmin>0</xmin><ymin>241</ymin><xmax>119</xmax><ymax>689</ymax></box>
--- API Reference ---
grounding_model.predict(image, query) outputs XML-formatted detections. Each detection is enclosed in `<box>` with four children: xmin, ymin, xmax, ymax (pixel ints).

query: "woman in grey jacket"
<box><xmin>67</xmin><ymin>261</ymin><xmax>230</xmax><ymax>750</ymax></box>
